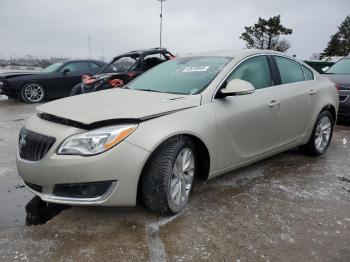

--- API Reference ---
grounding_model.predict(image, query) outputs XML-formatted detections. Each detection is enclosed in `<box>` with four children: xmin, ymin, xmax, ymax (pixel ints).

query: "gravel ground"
<box><xmin>0</xmin><ymin>97</ymin><xmax>349</xmax><ymax>262</ymax></box>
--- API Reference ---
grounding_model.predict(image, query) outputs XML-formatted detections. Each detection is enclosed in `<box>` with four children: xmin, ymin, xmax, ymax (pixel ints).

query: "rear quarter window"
<box><xmin>275</xmin><ymin>56</ymin><xmax>304</xmax><ymax>84</ymax></box>
<box><xmin>302</xmin><ymin>65</ymin><xmax>314</xmax><ymax>80</ymax></box>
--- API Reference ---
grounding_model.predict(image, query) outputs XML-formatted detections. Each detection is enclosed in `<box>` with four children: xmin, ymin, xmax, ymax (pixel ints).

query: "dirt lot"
<box><xmin>0</xmin><ymin>97</ymin><xmax>350</xmax><ymax>262</ymax></box>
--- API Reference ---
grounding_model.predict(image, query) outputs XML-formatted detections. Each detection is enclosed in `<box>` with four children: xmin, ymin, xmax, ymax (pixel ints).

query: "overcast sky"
<box><xmin>0</xmin><ymin>0</ymin><xmax>349</xmax><ymax>60</ymax></box>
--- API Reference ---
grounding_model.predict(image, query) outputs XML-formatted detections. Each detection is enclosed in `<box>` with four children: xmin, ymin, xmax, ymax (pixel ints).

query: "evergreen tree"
<box><xmin>323</xmin><ymin>16</ymin><xmax>350</xmax><ymax>57</ymax></box>
<box><xmin>240</xmin><ymin>15</ymin><xmax>293</xmax><ymax>52</ymax></box>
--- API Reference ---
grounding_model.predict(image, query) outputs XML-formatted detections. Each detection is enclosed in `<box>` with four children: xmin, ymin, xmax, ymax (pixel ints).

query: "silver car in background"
<box><xmin>16</xmin><ymin>50</ymin><xmax>338</xmax><ymax>214</ymax></box>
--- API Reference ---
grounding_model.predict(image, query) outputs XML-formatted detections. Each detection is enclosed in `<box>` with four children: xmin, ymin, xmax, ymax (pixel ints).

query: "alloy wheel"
<box><xmin>169</xmin><ymin>147</ymin><xmax>195</xmax><ymax>206</ymax></box>
<box><xmin>23</xmin><ymin>84</ymin><xmax>44</xmax><ymax>102</ymax></box>
<box><xmin>314</xmin><ymin>115</ymin><xmax>332</xmax><ymax>153</ymax></box>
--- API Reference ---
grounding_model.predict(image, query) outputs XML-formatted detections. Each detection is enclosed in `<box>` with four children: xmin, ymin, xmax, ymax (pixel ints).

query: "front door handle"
<box><xmin>309</xmin><ymin>89</ymin><xmax>317</xmax><ymax>95</ymax></box>
<box><xmin>268</xmin><ymin>100</ymin><xmax>280</xmax><ymax>108</ymax></box>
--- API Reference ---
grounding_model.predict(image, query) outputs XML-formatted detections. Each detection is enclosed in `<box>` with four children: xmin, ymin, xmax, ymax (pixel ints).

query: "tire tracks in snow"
<box><xmin>145</xmin><ymin>214</ymin><xmax>180</xmax><ymax>262</ymax></box>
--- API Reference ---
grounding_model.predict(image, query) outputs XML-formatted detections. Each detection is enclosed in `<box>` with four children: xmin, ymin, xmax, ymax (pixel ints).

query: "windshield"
<box><xmin>103</xmin><ymin>56</ymin><xmax>137</xmax><ymax>73</ymax></box>
<box><xmin>327</xmin><ymin>58</ymin><xmax>350</xmax><ymax>74</ymax></box>
<box><xmin>127</xmin><ymin>56</ymin><xmax>232</xmax><ymax>94</ymax></box>
<box><xmin>41</xmin><ymin>62</ymin><xmax>64</xmax><ymax>73</ymax></box>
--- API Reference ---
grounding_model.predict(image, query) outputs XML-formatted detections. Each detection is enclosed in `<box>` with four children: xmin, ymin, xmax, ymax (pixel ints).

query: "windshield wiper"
<box><xmin>134</xmin><ymin>89</ymin><xmax>163</xmax><ymax>93</ymax></box>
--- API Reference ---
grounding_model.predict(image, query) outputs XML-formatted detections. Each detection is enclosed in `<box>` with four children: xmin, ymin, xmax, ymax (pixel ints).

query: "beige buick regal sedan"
<box><xmin>17</xmin><ymin>50</ymin><xmax>338</xmax><ymax>214</ymax></box>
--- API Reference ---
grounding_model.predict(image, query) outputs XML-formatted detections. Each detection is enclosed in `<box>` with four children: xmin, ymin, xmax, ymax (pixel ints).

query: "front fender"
<box><xmin>125</xmin><ymin>103</ymin><xmax>217</xmax><ymax>174</ymax></box>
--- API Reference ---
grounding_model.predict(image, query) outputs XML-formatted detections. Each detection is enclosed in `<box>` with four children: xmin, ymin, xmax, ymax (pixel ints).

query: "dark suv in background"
<box><xmin>304</xmin><ymin>60</ymin><xmax>334</xmax><ymax>74</ymax></box>
<box><xmin>323</xmin><ymin>57</ymin><xmax>350</xmax><ymax>121</ymax></box>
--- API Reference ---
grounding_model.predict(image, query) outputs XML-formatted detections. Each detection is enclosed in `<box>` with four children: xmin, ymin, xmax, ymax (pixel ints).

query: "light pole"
<box><xmin>158</xmin><ymin>0</ymin><xmax>166</xmax><ymax>49</ymax></box>
<box><xmin>88</xmin><ymin>37</ymin><xmax>92</xmax><ymax>59</ymax></box>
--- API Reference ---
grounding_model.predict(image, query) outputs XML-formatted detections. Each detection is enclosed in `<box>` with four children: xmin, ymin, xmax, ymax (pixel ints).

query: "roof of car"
<box><xmin>60</xmin><ymin>59</ymin><xmax>105</xmax><ymax>64</ymax></box>
<box><xmin>114</xmin><ymin>48</ymin><xmax>171</xmax><ymax>59</ymax></box>
<box><xmin>185</xmin><ymin>49</ymin><xmax>283</xmax><ymax>58</ymax></box>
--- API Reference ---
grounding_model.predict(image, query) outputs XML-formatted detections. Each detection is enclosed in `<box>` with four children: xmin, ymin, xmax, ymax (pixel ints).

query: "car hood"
<box><xmin>323</xmin><ymin>74</ymin><xmax>350</xmax><ymax>86</ymax></box>
<box><xmin>37</xmin><ymin>88</ymin><xmax>201</xmax><ymax>125</ymax></box>
<box><xmin>1</xmin><ymin>72</ymin><xmax>38</xmax><ymax>79</ymax></box>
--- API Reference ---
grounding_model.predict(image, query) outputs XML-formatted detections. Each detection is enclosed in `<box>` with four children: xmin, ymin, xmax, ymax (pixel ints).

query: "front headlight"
<box><xmin>57</xmin><ymin>124</ymin><xmax>138</xmax><ymax>156</ymax></box>
<box><xmin>0</xmin><ymin>81</ymin><xmax>4</xmax><ymax>86</ymax></box>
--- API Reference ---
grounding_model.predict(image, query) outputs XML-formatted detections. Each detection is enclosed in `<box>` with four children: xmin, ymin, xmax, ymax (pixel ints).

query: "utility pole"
<box><xmin>88</xmin><ymin>37</ymin><xmax>92</xmax><ymax>59</ymax></box>
<box><xmin>158</xmin><ymin>0</ymin><xmax>166</xmax><ymax>49</ymax></box>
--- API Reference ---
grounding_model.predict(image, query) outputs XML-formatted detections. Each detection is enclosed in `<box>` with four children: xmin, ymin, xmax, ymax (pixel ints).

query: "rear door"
<box><xmin>213</xmin><ymin>55</ymin><xmax>282</xmax><ymax>169</ymax></box>
<box><xmin>272</xmin><ymin>56</ymin><xmax>314</xmax><ymax>145</ymax></box>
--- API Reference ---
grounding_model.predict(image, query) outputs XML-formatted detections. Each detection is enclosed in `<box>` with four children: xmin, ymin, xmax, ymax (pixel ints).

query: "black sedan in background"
<box><xmin>323</xmin><ymin>56</ymin><xmax>350</xmax><ymax>121</ymax></box>
<box><xmin>0</xmin><ymin>60</ymin><xmax>106</xmax><ymax>103</ymax></box>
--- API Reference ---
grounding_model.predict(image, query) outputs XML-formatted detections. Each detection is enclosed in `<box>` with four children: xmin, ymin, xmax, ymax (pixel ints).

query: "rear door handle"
<box><xmin>309</xmin><ymin>89</ymin><xmax>317</xmax><ymax>95</ymax></box>
<box><xmin>268</xmin><ymin>100</ymin><xmax>280</xmax><ymax>108</ymax></box>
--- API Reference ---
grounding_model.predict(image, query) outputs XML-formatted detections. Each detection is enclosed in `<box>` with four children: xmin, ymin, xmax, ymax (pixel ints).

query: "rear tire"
<box><xmin>299</xmin><ymin>110</ymin><xmax>334</xmax><ymax>156</ymax></box>
<box><xmin>70</xmin><ymin>84</ymin><xmax>82</xmax><ymax>96</ymax></box>
<box><xmin>141</xmin><ymin>137</ymin><xmax>197</xmax><ymax>214</ymax></box>
<box><xmin>20</xmin><ymin>82</ymin><xmax>46</xmax><ymax>103</ymax></box>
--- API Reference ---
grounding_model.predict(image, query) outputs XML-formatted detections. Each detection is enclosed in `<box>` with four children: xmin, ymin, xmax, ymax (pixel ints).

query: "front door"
<box><xmin>213</xmin><ymin>55</ymin><xmax>282</xmax><ymax>170</ymax></box>
<box><xmin>50</xmin><ymin>62</ymin><xmax>91</xmax><ymax>97</ymax></box>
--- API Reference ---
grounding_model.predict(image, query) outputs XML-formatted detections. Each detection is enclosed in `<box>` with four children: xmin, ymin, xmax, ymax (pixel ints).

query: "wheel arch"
<box><xmin>136</xmin><ymin>133</ymin><xmax>211</xmax><ymax>203</ymax></box>
<box><xmin>321</xmin><ymin>104</ymin><xmax>337</xmax><ymax>123</ymax></box>
<box><xmin>21</xmin><ymin>80</ymin><xmax>46</xmax><ymax>89</ymax></box>
<box><xmin>303</xmin><ymin>103</ymin><xmax>337</xmax><ymax>145</ymax></box>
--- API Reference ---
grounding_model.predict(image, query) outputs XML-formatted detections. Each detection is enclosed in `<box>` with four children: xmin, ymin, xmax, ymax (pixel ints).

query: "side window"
<box><xmin>89</xmin><ymin>62</ymin><xmax>100</xmax><ymax>69</ymax></box>
<box><xmin>275</xmin><ymin>56</ymin><xmax>304</xmax><ymax>84</ymax></box>
<box><xmin>226</xmin><ymin>56</ymin><xmax>272</xmax><ymax>90</ymax></box>
<box><xmin>302</xmin><ymin>65</ymin><xmax>314</xmax><ymax>80</ymax></box>
<box><xmin>60</xmin><ymin>62</ymin><xmax>90</xmax><ymax>73</ymax></box>
<box><xmin>143</xmin><ymin>54</ymin><xmax>167</xmax><ymax>71</ymax></box>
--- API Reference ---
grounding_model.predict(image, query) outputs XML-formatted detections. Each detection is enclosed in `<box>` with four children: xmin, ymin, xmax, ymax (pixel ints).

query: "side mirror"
<box><xmin>322</xmin><ymin>66</ymin><xmax>329</xmax><ymax>72</ymax></box>
<box><xmin>220</xmin><ymin>79</ymin><xmax>255</xmax><ymax>97</ymax></box>
<box><xmin>62</xmin><ymin>68</ymin><xmax>70</xmax><ymax>75</ymax></box>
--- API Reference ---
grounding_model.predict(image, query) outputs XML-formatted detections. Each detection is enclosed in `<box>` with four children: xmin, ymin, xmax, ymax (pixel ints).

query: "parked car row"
<box><xmin>16</xmin><ymin>49</ymin><xmax>339</xmax><ymax>214</ymax></box>
<box><xmin>0</xmin><ymin>48</ymin><xmax>174</xmax><ymax>103</ymax></box>
<box><xmin>0</xmin><ymin>60</ymin><xmax>106</xmax><ymax>102</ymax></box>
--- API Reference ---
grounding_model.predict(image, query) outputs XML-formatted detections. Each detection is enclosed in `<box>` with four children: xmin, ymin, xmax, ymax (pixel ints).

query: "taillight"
<box><xmin>335</xmin><ymin>84</ymin><xmax>340</xmax><ymax>92</ymax></box>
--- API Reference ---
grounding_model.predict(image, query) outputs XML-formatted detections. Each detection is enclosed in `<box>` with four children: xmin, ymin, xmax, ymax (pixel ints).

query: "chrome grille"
<box><xmin>18</xmin><ymin>128</ymin><xmax>56</xmax><ymax>161</ymax></box>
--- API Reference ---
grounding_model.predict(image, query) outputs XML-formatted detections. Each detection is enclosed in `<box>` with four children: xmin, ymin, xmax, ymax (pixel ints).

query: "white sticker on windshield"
<box><xmin>183</xmin><ymin>66</ymin><xmax>210</xmax><ymax>72</ymax></box>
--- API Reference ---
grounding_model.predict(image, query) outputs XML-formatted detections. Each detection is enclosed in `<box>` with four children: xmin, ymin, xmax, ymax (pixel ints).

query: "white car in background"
<box><xmin>16</xmin><ymin>50</ymin><xmax>338</xmax><ymax>214</ymax></box>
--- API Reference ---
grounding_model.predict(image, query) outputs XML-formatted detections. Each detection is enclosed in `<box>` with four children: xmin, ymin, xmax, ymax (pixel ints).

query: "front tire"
<box><xmin>20</xmin><ymin>82</ymin><xmax>46</xmax><ymax>103</ymax></box>
<box><xmin>141</xmin><ymin>138</ymin><xmax>196</xmax><ymax>214</ymax></box>
<box><xmin>299</xmin><ymin>110</ymin><xmax>334</xmax><ymax>156</ymax></box>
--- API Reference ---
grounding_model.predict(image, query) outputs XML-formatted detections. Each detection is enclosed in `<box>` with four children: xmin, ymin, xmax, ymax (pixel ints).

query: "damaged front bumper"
<box><xmin>16</xmin><ymin>115</ymin><xmax>151</xmax><ymax>206</ymax></box>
